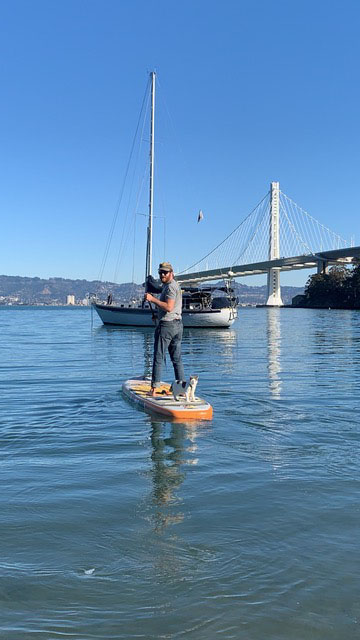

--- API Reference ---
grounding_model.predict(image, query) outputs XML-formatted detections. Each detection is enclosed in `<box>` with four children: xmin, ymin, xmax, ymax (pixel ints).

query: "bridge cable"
<box><xmin>177</xmin><ymin>191</ymin><xmax>270</xmax><ymax>275</ymax></box>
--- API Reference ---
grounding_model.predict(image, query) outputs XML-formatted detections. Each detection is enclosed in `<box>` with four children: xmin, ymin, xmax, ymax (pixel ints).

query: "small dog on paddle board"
<box><xmin>171</xmin><ymin>375</ymin><xmax>199</xmax><ymax>402</ymax></box>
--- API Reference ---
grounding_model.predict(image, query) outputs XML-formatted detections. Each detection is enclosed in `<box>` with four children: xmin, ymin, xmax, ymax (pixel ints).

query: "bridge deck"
<box><xmin>177</xmin><ymin>246</ymin><xmax>360</xmax><ymax>284</ymax></box>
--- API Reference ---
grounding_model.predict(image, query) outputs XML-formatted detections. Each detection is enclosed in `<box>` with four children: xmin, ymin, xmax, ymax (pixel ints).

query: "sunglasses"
<box><xmin>158</xmin><ymin>270</ymin><xmax>170</xmax><ymax>276</ymax></box>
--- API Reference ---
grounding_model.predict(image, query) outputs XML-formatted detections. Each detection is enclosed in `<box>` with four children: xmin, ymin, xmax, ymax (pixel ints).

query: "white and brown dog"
<box><xmin>171</xmin><ymin>375</ymin><xmax>199</xmax><ymax>402</ymax></box>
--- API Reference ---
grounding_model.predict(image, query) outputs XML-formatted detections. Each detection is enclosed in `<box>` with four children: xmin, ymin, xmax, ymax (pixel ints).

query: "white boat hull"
<box><xmin>93</xmin><ymin>303</ymin><xmax>237</xmax><ymax>328</ymax></box>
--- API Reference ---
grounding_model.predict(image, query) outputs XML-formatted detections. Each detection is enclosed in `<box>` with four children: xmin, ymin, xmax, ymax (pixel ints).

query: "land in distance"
<box><xmin>0</xmin><ymin>274</ymin><xmax>303</xmax><ymax>306</ymax></box>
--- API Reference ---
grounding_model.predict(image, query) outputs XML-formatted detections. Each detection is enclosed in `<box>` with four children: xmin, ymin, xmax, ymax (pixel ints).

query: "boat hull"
<box><xmin>93</xmin><ymin>303</ymin><xmax>236</xmax><ymax>328</ymax></box>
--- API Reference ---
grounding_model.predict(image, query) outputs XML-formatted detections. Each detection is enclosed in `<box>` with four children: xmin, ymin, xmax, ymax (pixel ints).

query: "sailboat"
<box><xmin>93</xmin><ymin>72</ymin><xmax>238</xmax><ymax>328</ymax></box>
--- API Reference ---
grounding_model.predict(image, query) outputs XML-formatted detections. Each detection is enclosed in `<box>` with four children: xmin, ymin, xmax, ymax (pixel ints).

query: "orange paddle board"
<box><xmin>122</xmin><ymin>377</ymin><xmax>213</xmax><ymax>420</ymax></box>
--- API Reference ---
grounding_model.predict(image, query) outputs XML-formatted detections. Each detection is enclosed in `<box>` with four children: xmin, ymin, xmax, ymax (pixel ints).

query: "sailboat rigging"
<box><xmin>93</xmin><ymin>72</ymin><xmax>238</xmax><ymax>328</ymax></box>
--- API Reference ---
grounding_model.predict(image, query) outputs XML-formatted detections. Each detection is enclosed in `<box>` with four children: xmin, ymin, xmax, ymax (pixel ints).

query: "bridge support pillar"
<box><xmin>317</xmin><ymin>260</ymin><xmax>329</xmax><ymax>274</ymax></box>
<box><xmin>266</xmin><ymin>181</ymin><xmax>283</xmax><ymax>306</ymax></box>
<box><xmin>267</xmin><ymin>268</ymin><xmax>283</xmax><ymax>305</ymax></box>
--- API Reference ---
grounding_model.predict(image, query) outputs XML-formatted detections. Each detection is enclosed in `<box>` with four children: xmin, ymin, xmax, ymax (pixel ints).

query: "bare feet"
<box><xmin>147</xmin><ymin>388</ymin><xmax>157</xmax><ymax>397</ymax></box>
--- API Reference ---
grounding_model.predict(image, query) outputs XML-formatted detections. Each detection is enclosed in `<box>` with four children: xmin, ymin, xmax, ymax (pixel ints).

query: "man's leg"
<box><xmin>150</xmin><ymin>324</ymin><xmax>171</xmax><ymax>393</ymax></box>
<box><xmin>168</xmin><ymin>324</ymin><xmax>185</xmax><ymax>382</ymax></box>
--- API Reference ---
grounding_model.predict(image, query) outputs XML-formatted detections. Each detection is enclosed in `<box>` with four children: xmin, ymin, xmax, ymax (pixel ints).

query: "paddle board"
<box><xmin>122</xmin><ymin>377</ymin><xmax>213</xmax><ymax>420</ymax></box>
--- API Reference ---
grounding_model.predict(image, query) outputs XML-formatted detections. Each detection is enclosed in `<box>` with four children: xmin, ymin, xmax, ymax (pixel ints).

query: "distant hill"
<box><xmin>0</xmin><ymin>274</ymin><xmax>303</xmax><ymax>305</ymax></box>
<box><xmin>0</xmin><ymin>275</ymin><xmax>143</xmax><ymax>305</ymax></box>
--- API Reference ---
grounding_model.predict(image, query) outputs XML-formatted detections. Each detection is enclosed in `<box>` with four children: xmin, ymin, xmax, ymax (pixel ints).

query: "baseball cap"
<box><xmin>158</xmin><ymin>262</ymin><xmax>173</xmax><ymax>272</ymax></box>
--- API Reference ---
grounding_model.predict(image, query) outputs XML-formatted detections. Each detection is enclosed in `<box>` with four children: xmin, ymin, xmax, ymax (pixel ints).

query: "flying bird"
<box><xmin>197</xmin><ymin>209</ymin><xmax>204</xmax><ymax>223</ymax></box>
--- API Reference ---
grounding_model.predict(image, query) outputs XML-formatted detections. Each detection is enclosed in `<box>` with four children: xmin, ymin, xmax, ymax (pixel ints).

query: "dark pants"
<box><xmin>152</xmin><ymin>320</ymin><xmax>185</xmax><ymax>387</ymax></box>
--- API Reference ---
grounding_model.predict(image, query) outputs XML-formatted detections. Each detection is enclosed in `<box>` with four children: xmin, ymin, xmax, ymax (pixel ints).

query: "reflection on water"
<box><xmin>142</xmin><ymin>331</ymin><xmax>153</xmax><ymax>378</ymax></box>
<box><xmin>93</xmin><ymin>324</ymin><xmax>155</xmax><ymax>378</ymax></box>
<box><xmin>145</xmin><ymin>419</ymin><xmax>210</xmax><ymax>588</ymax></box>
<box><xmin>267</xmin><ymin>308</ymin><xmax>282</xmax><ymax>398</ymax></box>
<box><xmin>150</xmin><ymin>422</ymin><xmax>186</xmax><ymax>532</ymax></box>
<box><xmin>184</xmin><ymin>327</ymin><xmax>238</xmax><ymax>376</ymax></box>
<box><xmin>95</xmin><ymin>324</ymin><xmax>240</xmax><ymax>380</ymax></box>
<box><xmin>149</xmin><ymin>421</ymin><xmax>208</xmax><ymax>534</ymax></box>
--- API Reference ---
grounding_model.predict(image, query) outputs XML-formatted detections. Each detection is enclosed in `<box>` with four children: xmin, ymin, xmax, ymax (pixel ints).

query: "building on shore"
<box><xmin>66</xmin><ymin>295</ymin><xmax>75</xmax><ymax>305</ymax></box>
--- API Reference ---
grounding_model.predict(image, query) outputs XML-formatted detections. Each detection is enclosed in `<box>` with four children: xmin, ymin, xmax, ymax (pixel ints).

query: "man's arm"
<box><xmin>144</xmin><ymin>293</ymin><xmax>175</xmax><ymax>312</ymax></box>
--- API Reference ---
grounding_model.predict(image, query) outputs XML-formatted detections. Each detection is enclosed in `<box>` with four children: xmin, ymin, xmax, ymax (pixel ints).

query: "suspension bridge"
<box><xmin>177</xmin><ymin>182</ymin><xmax>360</xmax><ymax>306</ymax></box>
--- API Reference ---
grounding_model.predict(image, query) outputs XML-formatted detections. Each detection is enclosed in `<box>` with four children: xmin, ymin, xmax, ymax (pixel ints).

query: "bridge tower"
<box><xmin>266</xmin><ymin>181</ymin><xmax>283</xmax><ymax>306</ymax></box>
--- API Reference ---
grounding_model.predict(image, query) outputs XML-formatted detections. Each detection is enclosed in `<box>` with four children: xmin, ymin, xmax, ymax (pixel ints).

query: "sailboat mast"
<box><xmin>145</xmin><ymin>71</ymin><xmax>156</xmax><ymax>281</ymax></box>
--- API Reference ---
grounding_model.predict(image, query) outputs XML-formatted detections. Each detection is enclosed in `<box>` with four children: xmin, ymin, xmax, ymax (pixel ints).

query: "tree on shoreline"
<box><xmin>303</xmin><ymin>265</ymin><xmax>360</xmax><ymax>308</ymax></box>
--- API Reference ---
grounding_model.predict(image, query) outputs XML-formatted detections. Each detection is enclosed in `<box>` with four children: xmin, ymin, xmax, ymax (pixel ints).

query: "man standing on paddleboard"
<box><xmin>144</xmin><ymin>262</ymin><xmax>185</xmax><ymax>397</ymax></box>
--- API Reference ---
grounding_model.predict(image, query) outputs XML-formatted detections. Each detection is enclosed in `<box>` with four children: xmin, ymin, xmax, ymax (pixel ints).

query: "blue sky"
<box><xmin>1</xmin><ymin>0</ymin><xmax>359</xmax><ymax>287</ymax></box>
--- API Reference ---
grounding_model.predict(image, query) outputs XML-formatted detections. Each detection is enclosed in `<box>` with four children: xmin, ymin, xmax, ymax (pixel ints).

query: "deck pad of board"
<box><xmin>122</xmin><ymin>378</ymin><xmax>213</xmax><ymax>420</ymax></box>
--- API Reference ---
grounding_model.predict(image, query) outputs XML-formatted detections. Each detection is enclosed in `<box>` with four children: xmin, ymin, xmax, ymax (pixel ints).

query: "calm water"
<box><xmin>0</xmin><ymin>306</ymin><xmax>359</xmax><ymax>639</ymax></box>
